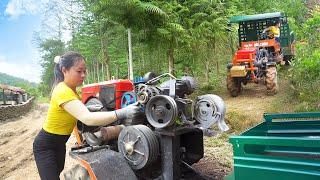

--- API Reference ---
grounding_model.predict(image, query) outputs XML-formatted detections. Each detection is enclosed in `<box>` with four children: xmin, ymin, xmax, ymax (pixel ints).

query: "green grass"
<box><xmin>266</xmin><ymin>69</ymin><xmax>317</xmax><ymax>113</ymax></box>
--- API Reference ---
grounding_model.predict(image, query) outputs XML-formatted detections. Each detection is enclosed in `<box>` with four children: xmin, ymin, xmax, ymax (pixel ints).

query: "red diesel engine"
<box><xmin>81</xmin><ymin>79</ymin><xmax>134</xmax><ymax>110</ymax></box>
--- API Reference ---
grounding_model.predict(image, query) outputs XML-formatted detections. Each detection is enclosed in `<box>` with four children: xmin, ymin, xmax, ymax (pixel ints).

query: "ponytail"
<box><xmin>53</xmin><ymin>62</ymin><xmax>64</xmax><ymax>86</ymax></box>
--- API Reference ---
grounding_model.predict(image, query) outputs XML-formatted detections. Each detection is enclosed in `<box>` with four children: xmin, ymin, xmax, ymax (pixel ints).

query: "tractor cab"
<box><xmin>228</xmin><ymin>12</ymin><xmax>295</xmax><ymax>62</ymax></box>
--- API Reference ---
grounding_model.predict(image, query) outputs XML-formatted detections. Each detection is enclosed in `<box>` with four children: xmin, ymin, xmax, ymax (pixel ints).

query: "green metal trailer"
<box><xmin>227</xmin><ymin>112</ymin><xmax>320</xmax><ymax>180</ymax></box>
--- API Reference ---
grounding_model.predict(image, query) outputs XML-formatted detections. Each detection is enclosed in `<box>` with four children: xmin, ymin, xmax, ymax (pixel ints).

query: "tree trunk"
<box><xmin>142</xmin><ymin>52</ymin><xmax>145</xmax><ymax>73</ymax></box>
<box><xmin>205</xmin><ymin>60</ymin><xmax>210</xmax><ymax>85</ymax></box>
<box><xmin>141</xmin><ymin>51</ymin><xmax>144</xmax><ymax>74</ymax></box>
<box><xmin>100</xmin><ymin>28</ymin><xmax>111</xmax><ymax>81</ymax></box>
<box><xmin>97</xmin><ymin>61</ymin><xmax>100</xmax><ymax>82</ymax></box>
<box><xmin>128</xmin><ymin>28</ymin><xmax>133</xmax><ymax>80</ymax></box>
<box><xmin>167</xmin><ymin>48</ymin><xmax>174</xmax><ymax>75</ymax></box>
<box><xmin>157</xmin><ymin>45</ymin><xmax>161</xmax><ymax>73</ymax></box>
<box><xmin>93</xmin><ymin>61</ymin><xmax>96</xmax><ymax>82</ymax></box>
<box><xmin>216</xmin><ymin>61</ymin><xmax>219</xmax><ymax>75</ymax></box>
<box><xmin>214</xmin><ymin>37</ymin><xmax>219</xmax><ymax>75</ymax></box>
<box><xmin>117</xmin><ymin>64</ymin><xmax>120</xmax><ymax>79</ymax></box>
<box><xmin>101</xmin><ymin>61</ymin><xmax>104</xmax><ymax>81</ymax></box>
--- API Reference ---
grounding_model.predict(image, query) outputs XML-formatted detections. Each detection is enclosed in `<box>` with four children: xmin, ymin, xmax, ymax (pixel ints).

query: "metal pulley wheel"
<box><xmin>77</xmin><ymin>98</ymin><xmax>103</xmax><ymax>133</ymax></box>
<box><xmin>145</xmin><ymin>86</ymin><xmax>160</xmax><ymax>97</ymax></box>
<box><xmin>137</xmin><ymin>91</ymin><xmax>149</xmax><ymax>104</ymax></box>
<box><xmin>136</xmin><ymin>84</ymin><xmax>147</xmax><ymax>93</ymax></box>
<box><xmin>121</xmin><ymin>92</ymin><xmax>137</xmax><ymax>108</ymax></box>
<box><xmin>135</xmin><ymin>83</ymin><xmax>161</xmax><ymax>105</ymax></box>
<box><xmin>118</xmin><ymin>125</ymin><xmax>159</xmax><ymax>170</ymax></box>
<box><xmin>193</xmin><ymin>94</ymin><xmax>228</xmax><ymax>131</ymax></box>
<box><xmin>78</xmin><ymin>98</ymin><xmax>103</xmax><ymax>145</ymax></box>
<box><xmin>145</xmin><ymin>95</ymin><xmax>178</xmax><ymax>128</ymax></box>
<box><xmin>85</xmin><ymin>98</ymin><xmax>104</xmax><ymax>112</ymax></box>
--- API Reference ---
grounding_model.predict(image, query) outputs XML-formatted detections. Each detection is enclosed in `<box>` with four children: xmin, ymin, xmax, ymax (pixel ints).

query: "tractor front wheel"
<box><xmin>266</xmin><ymin>66</ymin><xmax>278</xmax><ymax>95</ymax></box>
<box><xmin>227</xmin><ymin>73</ymin><xmax>242</xmax><ymax>97</ymax></box>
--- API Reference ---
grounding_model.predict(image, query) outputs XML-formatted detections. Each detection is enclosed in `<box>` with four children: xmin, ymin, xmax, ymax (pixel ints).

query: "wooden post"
<box><xmin>3</xmin><ymin>89</ymin><xmax>6</xmax><ymax>105</ymax></box>
<box><xmin>128</xmin><ymin>28</ymin><xmax>134</xmax><ymax>80</ymax></box>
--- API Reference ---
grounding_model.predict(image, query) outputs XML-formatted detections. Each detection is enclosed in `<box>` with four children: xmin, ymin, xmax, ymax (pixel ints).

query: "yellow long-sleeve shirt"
<box><xmin>43</xmin><ymin>82</ymin><xmax>80</xmax><ymax>135</ymax></box>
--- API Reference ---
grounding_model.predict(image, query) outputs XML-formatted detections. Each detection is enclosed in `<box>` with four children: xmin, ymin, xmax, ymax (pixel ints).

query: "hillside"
<box><xmin>0</xmin><ymin>72</ymin><xmax>37</xmax><ymax>87</ymax></box>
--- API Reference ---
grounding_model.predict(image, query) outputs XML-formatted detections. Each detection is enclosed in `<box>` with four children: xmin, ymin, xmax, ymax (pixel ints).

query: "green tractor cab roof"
<box><xmin>229</xmin><ymin>12</ymin><xmax>284</xmax><ymax>23</ymax></box>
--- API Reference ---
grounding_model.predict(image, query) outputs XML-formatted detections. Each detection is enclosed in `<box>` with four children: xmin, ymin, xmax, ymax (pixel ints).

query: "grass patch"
<box><xmin>225</xmin><ymin>111</ymin><xmax>261</xmax><ymax>134</ymax></box>
<box><xmin>267</xmin><ymin>70</ymin><xmax>315</xmax><ymax>113</ymax></box>
<box><xmin>203</xmin><ymin>135</ymin><xmax>233</xmax><ymax>169</ymax></box>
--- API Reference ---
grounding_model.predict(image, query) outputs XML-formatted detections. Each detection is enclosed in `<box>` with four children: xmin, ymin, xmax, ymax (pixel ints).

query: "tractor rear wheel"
<box><xmin>266</xmin><ymin>66</ymin><xmax>278</xmax><ymax>95</ymax></box>
<box><xmin>227</xmin><ymin>73</ymin><xmax>241</xmax><ymax>97</ymax></box>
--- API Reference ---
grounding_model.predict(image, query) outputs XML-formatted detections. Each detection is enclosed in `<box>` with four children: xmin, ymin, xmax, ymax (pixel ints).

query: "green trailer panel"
<box><xmin>227</xmin><ymin>112</ymin><xmax>320</xmax><ymax>180</ymax></box>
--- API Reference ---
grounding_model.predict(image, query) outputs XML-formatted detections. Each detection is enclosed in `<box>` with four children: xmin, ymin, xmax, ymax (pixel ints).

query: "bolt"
<box><xmin>125</xmin><ymin>142</ymin><xmax>134</xmax><ymax>155</ymax></box>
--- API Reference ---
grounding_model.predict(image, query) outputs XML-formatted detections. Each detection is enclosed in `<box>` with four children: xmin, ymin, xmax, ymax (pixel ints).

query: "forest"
<box><xmin>34</xmin><ymin>0</ymin><xmax>319</xmax><ymax>111</ymax></box>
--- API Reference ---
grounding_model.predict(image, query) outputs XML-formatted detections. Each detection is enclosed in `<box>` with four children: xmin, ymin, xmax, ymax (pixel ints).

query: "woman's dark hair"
<box><xmin>53</xmin><ymin>51</ymin><xmax>84</xmax><ymax>87</ymax></box>
<box><xmin>274</xmin><ymin>19</ymin><xmax>281</xmax><ymax>26</ymax></box>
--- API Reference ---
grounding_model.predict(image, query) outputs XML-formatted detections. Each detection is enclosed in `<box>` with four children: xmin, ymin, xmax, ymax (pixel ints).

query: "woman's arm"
<box><xmin>262</xmin><ymin>26</ymin><xmax>270</xmax><ymax>33</ymax></box>
<box><xmin>62</xmin><ymin>99</ymin><xmax>117</xmax><ymax>126</ymax></box>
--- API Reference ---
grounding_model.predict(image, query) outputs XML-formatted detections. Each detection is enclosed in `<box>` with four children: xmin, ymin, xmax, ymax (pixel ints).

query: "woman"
<box><xmin>262</xmin><ymin>20</ymin><xmax>281</xmax><ymax>42</ymax></box>
<box><xmin>33</xmin><ymin>51</ymin><xmax>141</xmax><ymax>180</ymax></box>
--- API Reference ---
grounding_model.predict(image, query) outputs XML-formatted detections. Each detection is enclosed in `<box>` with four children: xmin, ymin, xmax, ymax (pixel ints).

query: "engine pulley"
<box><xmin>77</xmin><ymin>98</ymin><xmax>103</xmax><ymax>133</ymax></box>
<box><xmin>118</xmin><ymin>125</ymin><xmax>159</xmax><ymax>170</ymax></box>
<box><xmin>193</xmin><ymin>94</ymin><xmax>229</xmax><ymax>131</ymax></box>
<box><xmin>135</xmin><ymin>84</ymin><xmax>161</xmax><ymax>104</ymax></box>
<box><xmin>145</xmin><ymin>95</ymin><xmax>178</xmax><ymax>128</ymax></box>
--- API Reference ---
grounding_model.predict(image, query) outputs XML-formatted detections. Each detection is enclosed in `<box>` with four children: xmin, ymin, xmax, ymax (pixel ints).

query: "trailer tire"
<box><xmin>266</xmin><ymin>66</ymin><xmax>278</xmax><ymax>95</ymax></box>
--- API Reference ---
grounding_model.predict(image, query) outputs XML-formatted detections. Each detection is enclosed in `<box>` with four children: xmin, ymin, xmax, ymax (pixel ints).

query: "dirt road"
<box><xmin>0</xmin><ymin>82</ymin><xmax>281</xmax><ymax>180</ymax></box>
<box><xmin>0</xmin><ymin>103</ymin><xmax>78</xmax><ymax>180</ymax></box>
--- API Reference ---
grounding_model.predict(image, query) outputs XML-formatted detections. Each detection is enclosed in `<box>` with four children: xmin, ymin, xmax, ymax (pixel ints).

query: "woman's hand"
<box><xmin>115</xmin><ymin>103</ymin><xmax>143</xmax><ymax>120</ymax></box>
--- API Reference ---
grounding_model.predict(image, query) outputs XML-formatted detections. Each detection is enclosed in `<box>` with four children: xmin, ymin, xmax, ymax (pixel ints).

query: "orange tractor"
<box><xmin>226</xmin><ymin>12</ymin><xmax>295</xmax><ymax>97</ymax></box>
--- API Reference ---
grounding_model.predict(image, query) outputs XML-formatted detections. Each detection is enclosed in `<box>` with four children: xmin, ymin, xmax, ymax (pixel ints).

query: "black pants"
<box><xmin>33</xmin><ymin>129</ymin><xmax>70</xmax><ymax>180</ymax></box>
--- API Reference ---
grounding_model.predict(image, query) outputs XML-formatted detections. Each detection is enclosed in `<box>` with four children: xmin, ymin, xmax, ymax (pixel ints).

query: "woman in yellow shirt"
<box><xmin>33</xmin><ymin>51</ymin><xmax>141</xmax><ymax>180</ymax></box>
<box><xmin>263</xmin><ymin>20</ymin><xmax>281</xmax><ymax>42</ymax></box>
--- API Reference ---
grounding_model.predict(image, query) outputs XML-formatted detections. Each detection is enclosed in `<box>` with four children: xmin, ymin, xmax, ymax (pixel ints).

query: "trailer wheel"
<box><xmin>227</xmin><ymin>73</ymin><xmax>241</xmax><ymax>97</ymax></box>
<box><xmin>64</xmin><ymin>164</ymin><xmax>90</xmax><ymax>180</ymax></box>
<box><xmin>266</xmin><ymin>66</ymin><xmax>278</xmax><ymax>95</ymax></box>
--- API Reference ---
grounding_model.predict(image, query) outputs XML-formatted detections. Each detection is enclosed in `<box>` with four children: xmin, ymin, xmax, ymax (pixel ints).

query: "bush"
<box><xmin>289</xmin><ymin>9</ymin><xmax>320</xmax><ymax>111</ymax></box>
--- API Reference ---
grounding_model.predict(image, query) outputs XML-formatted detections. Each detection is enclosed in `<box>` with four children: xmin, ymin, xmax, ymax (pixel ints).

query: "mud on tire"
<box><xmin>227</xmin><ymin>73</ymin><xmax>241</xmax><ymax>97</ymax></box>
<box><xmin>266</xmin><ymin>66</ymin><xmax>278</xmax><ymax>95</ymax></box>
